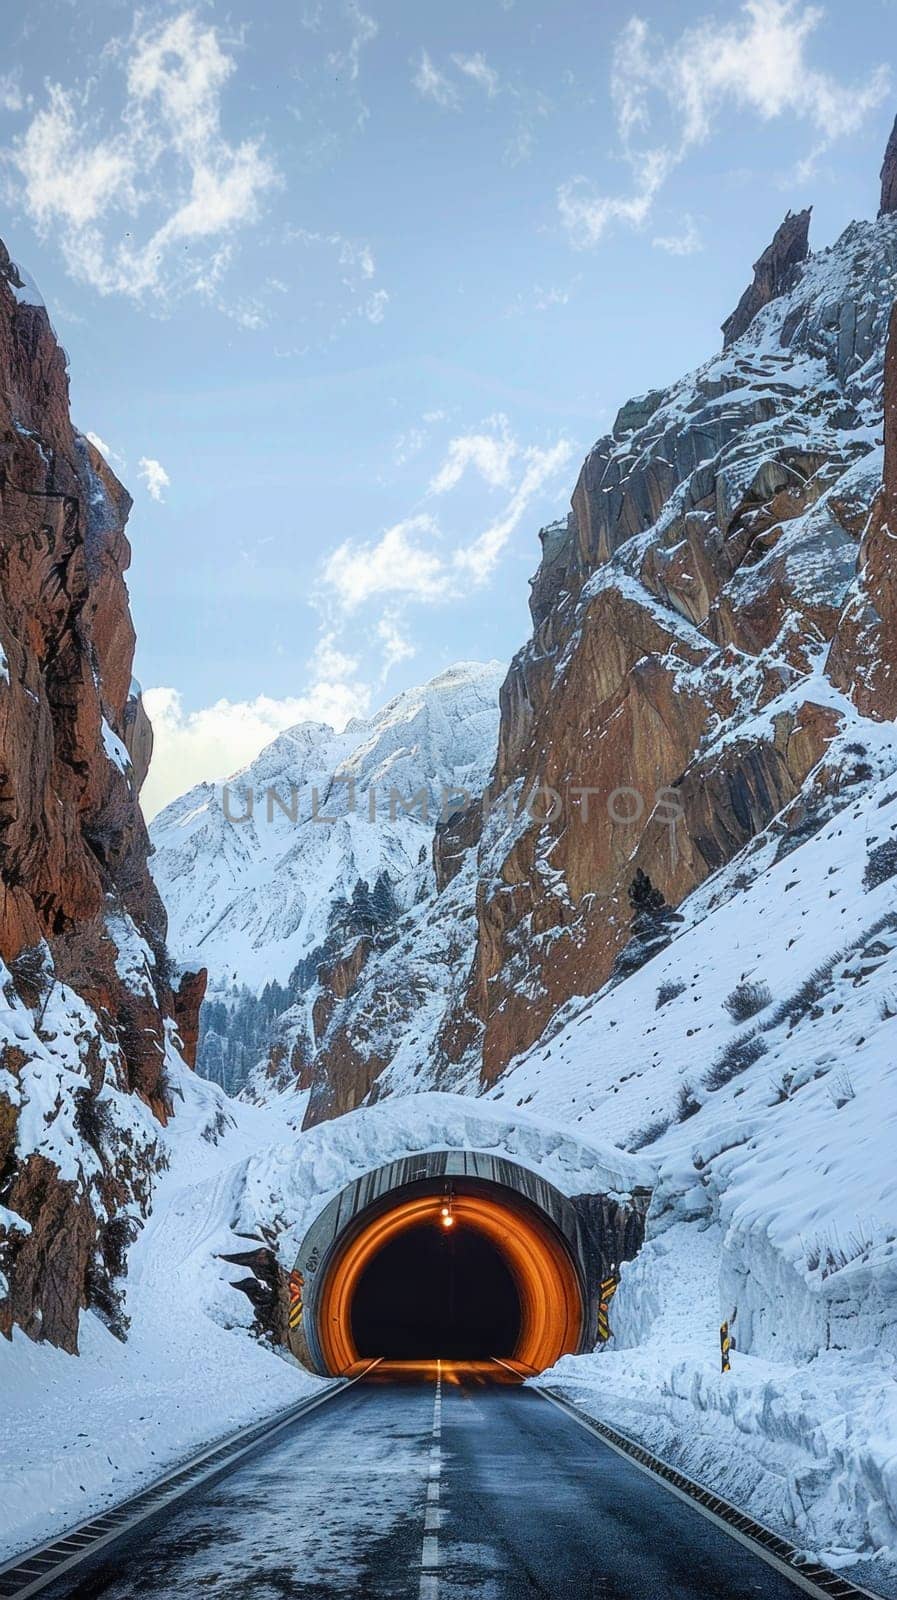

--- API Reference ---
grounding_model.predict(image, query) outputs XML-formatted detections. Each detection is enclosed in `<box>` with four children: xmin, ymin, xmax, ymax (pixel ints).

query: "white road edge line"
<box><xmin>419</xmin><ymin>1360</ymin><xmax>442</xmax><ymax>1600</ymax></box>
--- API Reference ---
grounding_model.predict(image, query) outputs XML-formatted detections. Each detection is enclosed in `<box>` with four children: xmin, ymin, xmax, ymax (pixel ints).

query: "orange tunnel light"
<box><xmin>315</xmin><ymin>1187</ymin><xmax>584</xmax><ymax>1376</ymax></box>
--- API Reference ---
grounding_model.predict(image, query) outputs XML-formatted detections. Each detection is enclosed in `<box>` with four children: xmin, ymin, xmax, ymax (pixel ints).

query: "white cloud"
<box><xmin>451</xmin><ymin>52</ymin><xmax>500</xmax><ymax>98</ymax></box>
<box><xmin>312</xmin><ymin>630</ymin><xmax>362</xmax><ymax>684</ymax></box>
<box><xmin>392</xmin><ymin>410</ymin><xmax>448</xmax><ymax>468</ymax></box>
<box><xmin>10</xmin><ymin>11</ymin><xmax>278</xmax><ymax>303</ymax></box>
<box><xmin>652</xmin><ymin>214</ymin><xmax>703</xmax><ymax>256</ymax></box>
<box><xmin>323</xmin><ymin>515</ymin><xmax>448</xmax><ymax>610</ymax></box>
<box><xmin>393</xmin><ymin>424</ymin><xmax>426</xmax><ymax>467</ymax></box>
<box><xmin>505</xmin><ymin>279</ymin><xmax>578</xmax><ymax>316</ymax></box>
<box><xmin>365</xmin><ymin>287</ymin><xmax>389</xmax><ymax>323</ymax></box>
<box><xmin>376</xmin><ymin>613</ymin><xmax>416</xmax><ymax>679</ymax></box>
<box><xmin>137</xmin><ymin>456</ymin><xmax>170</xmax><ymax>502</ymax></box>
<box><xmin>559</xmin><ymin>1</ymin><xmax>890</xmax><ymax>248</ymax></box>
<box><xmin>321</xmin><ymin>421</ymin><xmax>574</xmax><ymax>609</ymax></box>
<box><xmin>328</xmin><ymin>2</ymin><xmax>378</xmax><ymax>82</ymax></box>
<box><xmin>504</xmin><ymin>88</ymin><xmax>551</xmax><ymax>165</ymax></box>
<box><xmin>142</xmin><ymin>669</ymin><xmax>371</xmax><ymax>819</ymax></box>
<box><xmin>286</xmin><ymin>227</ymin><xmax>389</xmax><ymax>331</ymax></box>
<box><xmin>429</xmin><ymin>416</ymin><xmax>517</xmax><ymax>494</ymax></box>
<box><xmin>0</xmin><ymin>72</ymin><xmax>24</xmax><ymax>113</ymax></box>
<box><xmin>412</xmin><ymin>50</ymin><xmax>460</xmax><ymax>110</ymax></box>
<box><xmin>453</xmin><ymin>438</ymin><xmax>574</xmax><ymax>585</ymax></box>
<box><xmin>558</xmin><ymin>151</ymin><xmax>670</xmax><ymax>249</ymax></box>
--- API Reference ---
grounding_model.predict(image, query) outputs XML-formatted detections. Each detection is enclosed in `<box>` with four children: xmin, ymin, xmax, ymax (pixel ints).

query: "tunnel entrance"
<box><xmin>350</xmin><ymin>1219</ymin><xmax>521</xmax><ymax>1359</ymax></box>
<box><xmin>301</xmin><ymin>1173</ymin><xmax>586</xmax><ymax>1375</ymax></box>
<box><xmin>289</xmin><ymin>1148</ymin><xmax>650</xmax><ymax>1377</ymax></box>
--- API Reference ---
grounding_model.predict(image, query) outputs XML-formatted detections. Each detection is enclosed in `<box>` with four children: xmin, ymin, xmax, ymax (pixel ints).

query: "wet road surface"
<box><xmin>42</xmin><ymin>1360</ymin><xmax>807</xmax><ymax>1599</ymax></box>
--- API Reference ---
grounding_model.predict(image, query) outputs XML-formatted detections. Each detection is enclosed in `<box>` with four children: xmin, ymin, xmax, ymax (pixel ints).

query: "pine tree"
<box><xmin>628</xmin><ymin>869</ymin><xmax>671</xmax><ymax>929</ymax></box>
<box><xmin>613</xmin><ymin>870</ymin><xmax>683</xmax><ymax>981</ymax></box>
<box><xmin>370</xmin><ymin>870</ymin><xmax>398</xmax><ymax>927</ymax></box>
<box><xmin>350</xmin><ymin>877</ymin><xmax>378</xmax><ymax>933</ymax></box>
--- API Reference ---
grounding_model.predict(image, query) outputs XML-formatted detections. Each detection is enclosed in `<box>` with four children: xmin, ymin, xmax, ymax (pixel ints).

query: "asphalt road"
<box><xmin>43</xmin><ymin>1361</ymin><xmax>807</xmax><ymax>1600</ymax></box>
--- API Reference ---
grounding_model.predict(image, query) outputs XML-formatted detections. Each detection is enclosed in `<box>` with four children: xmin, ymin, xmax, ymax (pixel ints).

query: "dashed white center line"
<box><xmin>419</xmin><ymin>1360</ymin><xmax>443</xmax><ymax>1600</ymax></box>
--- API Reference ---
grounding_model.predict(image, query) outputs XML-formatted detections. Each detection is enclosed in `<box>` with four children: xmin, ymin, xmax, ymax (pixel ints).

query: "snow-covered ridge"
<box><xmin>150</xmin><ymin>662</ymin><xmax>504</xmax><ymax>992</ymax></box>
<box><xmin>493</xmin><ymin>759</ymin><xmax>897</xmax><ymax>1579</ymax></box>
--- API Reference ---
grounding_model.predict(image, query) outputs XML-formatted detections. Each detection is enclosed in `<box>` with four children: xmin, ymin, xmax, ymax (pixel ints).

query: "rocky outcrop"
<box><xmin>721</xmin><ymin>208</ymin><xmax>811</xmax><ymax>347</ymax></box>
<box><xmin>171</xmin><ymin>967</ymin><xmax>208</xmax><ymax>1071</ymax></box>
<box><xmin>828</xmin><ymin>301</ymin><xmax>897</xmax><ymax>718</ymax></box>
<box><xmin>123</xmin><ymin>682</ymin><xmax>154</xmax><ymax>792</ymax></box>
<box><xmin>881</xmin><ymin>114</ymin><xmax>897</xmax><ymax>217</ymax></box>
<box><xmin>220</xmin><ymin>1242</ymin><xmax>290</xmax><ymax>1347</ymax></box>
<box><xmin>435</xmin><ymin>173</ymin><xmax>897</xmax><ymax>1086</ymax></box>
<box><xmin>0</xmin><ymin>238</ymin><xmax>205</xmax><ymax>1351</ymax></box>
<box><xmin>433</xmin><ymin>798</ymin><xmax>483</xmax><ymax>893</ymax></box>
<box><xmin>312</xmin><ymin>938</ymin><xmax>375</xmax><ymax>1043</ymax></box>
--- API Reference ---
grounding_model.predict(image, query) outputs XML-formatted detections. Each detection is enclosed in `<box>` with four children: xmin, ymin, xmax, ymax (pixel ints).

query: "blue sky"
<box><xmin>1</xmin><ymin>0</ymin><xmax>894</xmax><ymax>815</ymax></box>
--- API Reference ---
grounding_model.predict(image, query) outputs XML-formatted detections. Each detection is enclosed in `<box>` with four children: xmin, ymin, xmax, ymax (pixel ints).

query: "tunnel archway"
<box><xmin>291</xmin><ymin>1152</ymin><xmax>592</xmax><ymax>1375</ymax></box>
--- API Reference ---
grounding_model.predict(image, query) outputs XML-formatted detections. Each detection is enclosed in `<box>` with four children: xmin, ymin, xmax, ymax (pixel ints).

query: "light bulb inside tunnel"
<box><xmin>441</xmin><ymin>1214</ymin><xmax>455</xmax><ymax>1229</ymax></box>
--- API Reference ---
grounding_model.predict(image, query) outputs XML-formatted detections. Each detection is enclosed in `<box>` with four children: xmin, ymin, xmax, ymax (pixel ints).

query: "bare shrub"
<box><xmin>656</xmin><ymin>980</ymin><xmax>686</xmax><ymax>1009</ymax></box>
<box><xmin>804</xmin><ymin>1224</ymin><xmax>880</xmax><ymax>1279</ymax></box>
<box><xmin>766</xmin><ymin>955</ymin><xmax>845</xmax><ymax>1030</ymax></box>
<box><xmin>769</xmin><ymin>1070</ymin><xmax>795</xmax><ymax>1104</ymax></box>
<box><xmin>630</xmin><ymin>1115</ymin><xmax>671</xmax><ymax>1151</ymax></box>
<box><xmin>73</xmin><ymin>1087</ymin><xmax>114</xmax><ymax>1153</ymax></box>
<box><xmin>675</xmin><ymin>1082</ymin><xmax>701</xmax><ymax>1121</ymax></box>
<box><xmin>864</xmin><ymin>839</ymin><xmax>897</xmax><ymax>892</ymax></box>
<box><xmin>724</xmin><ymin>979</ymin><xmax>772</xmax><ymax>1023</ymax></box>
<box><xmin>704</xmin><ymin>1029</ymin><xmax>768</xmax><ymax>1091</ymax></box>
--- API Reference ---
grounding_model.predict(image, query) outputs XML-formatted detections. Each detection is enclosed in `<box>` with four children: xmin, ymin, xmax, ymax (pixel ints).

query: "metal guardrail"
<box><xmin>536</xmin><ymin>1384</ymin><xmax>885</xmax><ymax>1600</ymax></box>
<box><xmin>0</xmin><ymin>1364</ymin><xmax>380</xmax><ymax>1600</ymax></box>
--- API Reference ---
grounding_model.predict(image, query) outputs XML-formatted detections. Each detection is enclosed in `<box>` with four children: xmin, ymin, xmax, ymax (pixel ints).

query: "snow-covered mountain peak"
<box><xmin>149</xmin><ymin>660</ymin><xmax>504</xmax><ymax>991</ymax></box>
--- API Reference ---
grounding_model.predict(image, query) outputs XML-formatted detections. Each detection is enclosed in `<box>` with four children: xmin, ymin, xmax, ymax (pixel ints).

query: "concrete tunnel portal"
<box><xmin>289</xmin><ymin>1151</ymin><xmax>649</xmax><ymax>1375</ymax></box>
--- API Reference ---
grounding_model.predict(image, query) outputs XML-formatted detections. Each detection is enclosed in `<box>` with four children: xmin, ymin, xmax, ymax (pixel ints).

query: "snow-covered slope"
<box><xmin>0</xmin><ymin>1059</ymin><xmax>325</xmax><ymax>1560</ymax></box>
<box><xmin>150</xmin><ymin>662</ymin><xmax>503</xmax><ymax>992</ymax></box>
<box><xmin>488</xmin><ymin>748</ymin><xmax>897</xmax><ymax>1581</ymax></box>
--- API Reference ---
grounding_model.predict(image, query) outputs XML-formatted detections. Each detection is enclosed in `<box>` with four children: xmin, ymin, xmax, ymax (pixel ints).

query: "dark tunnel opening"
<box><xmin>349</xmin><ymin>1220</ymin><xmax>522</xmax><ymax>1359</ymax></box>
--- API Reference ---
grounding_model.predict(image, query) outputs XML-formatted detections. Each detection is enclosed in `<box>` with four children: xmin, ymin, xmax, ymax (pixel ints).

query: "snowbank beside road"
<box><xmin>500</xmin><ymin>769</ymin><xmax>897</xmax><ymax>1588</ymax></box>
<box><xmin>0</xmin><ymin>1065</ymin><xmax>324</xmax><ymax>1562</ymax></box>
<box><xmin>543</xmin><ymin>1212</ymin><xmax>897</xmax><ymax>1590</ymax></box>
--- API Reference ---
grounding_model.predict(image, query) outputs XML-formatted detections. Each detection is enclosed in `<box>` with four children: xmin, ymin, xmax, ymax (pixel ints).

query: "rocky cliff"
<box><xmin>0</xmin><ymin>240</ymin><xmax>204</xmax><ymax>1351</ymax></box>
<box><xmin>275</xmin><ymin>132</ymin><xmax>897</xmax><ymax>1120</ymax></box>
<box><xmin>447</xmin><ymin>196</ymin><xmax>897</xmax><ymax>1085</ymax></box>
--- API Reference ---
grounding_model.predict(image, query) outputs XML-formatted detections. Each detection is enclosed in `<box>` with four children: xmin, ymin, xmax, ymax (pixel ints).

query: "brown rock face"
<box><xmin>276</xmin><ymin>176</ymin><xmax>897</xmax><ymax>1126</ymax></box>
<box><xmin>880</xmin><ymin>115</ymin><xmax>897</xmax><ymax>217</ymax></box>
<box><xmin>433</xmin><ymin>798</ymin><xmax>483</xmax><ymax>893</ymax></box>
<box><xmin>828</xmin><ymin>301</ymin><xmax>897</xmax><ymax>717</ymax></box>
<box><xmin>435</xmin><ymin>206</ymin><xmax>897</xmax><ymax>1087</ymax></box>
<box><xmin>721</xmin><ymin>208</ymin><xmax>811</xmax><ymax>347</ymax></box>
<box><xmin>172</xmin><ymin>967</ymin><xmax>208</xmax><ymax>1071</ymax></box>
<box><xmin>0</xmin><ymin>239</ymin><xmax>205</xmax><ymax>1350</ymax></box>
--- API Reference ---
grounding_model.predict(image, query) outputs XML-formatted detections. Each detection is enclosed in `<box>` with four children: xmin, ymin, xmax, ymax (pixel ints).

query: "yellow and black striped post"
<box><xmin>288</xmin><ymin>1269</ymin><xmax>304</xmax><ymax>1333</ymax></box>
<box><xmin>597</xmin><ymin>1274</ymin><xmax>618</xmax><ymax>1343</ymax></box>
<box><xmin>720</xmin><ymin>1320</ymin><xmax>731</xmax><ymax>1373</ymax></box>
